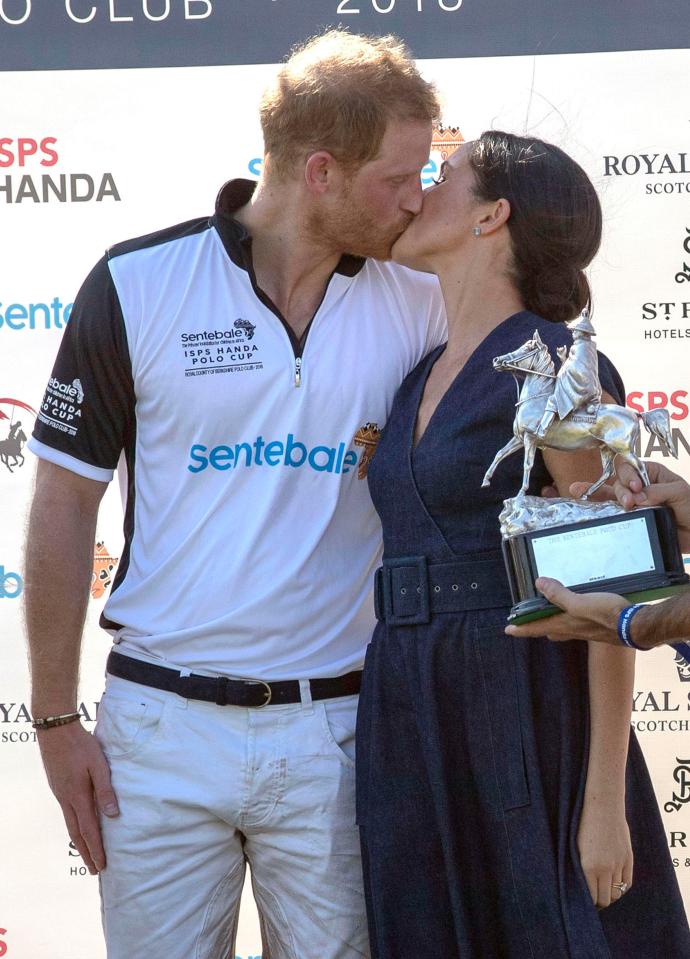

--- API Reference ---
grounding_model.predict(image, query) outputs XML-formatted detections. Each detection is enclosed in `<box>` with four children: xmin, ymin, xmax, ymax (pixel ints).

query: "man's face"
<box><xmin>315</xmin><ymin>119</ymin><xmax>432</xmax><ymax>260</ymax></box>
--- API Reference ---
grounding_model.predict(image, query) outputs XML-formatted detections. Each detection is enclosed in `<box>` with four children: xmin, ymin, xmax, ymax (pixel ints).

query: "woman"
<box><xmin>356</xmin><ymin>131</ymin><xmax>690</xmax><ymax>957</ymax></box>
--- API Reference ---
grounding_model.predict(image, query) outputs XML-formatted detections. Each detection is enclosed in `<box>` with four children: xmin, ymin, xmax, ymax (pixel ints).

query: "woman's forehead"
<box><xmin>448</xmin><ymin>140</ymin><xmax>474</xmax><ymax>168</ymax></box>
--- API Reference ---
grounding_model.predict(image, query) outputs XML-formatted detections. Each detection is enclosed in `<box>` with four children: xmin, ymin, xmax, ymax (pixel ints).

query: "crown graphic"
<box><xmin>91</xmin><ymin>540</ymin><xmax>119</xmax><ymax>600</ymax></box>
<box><xmin>431</xmin><ymin>124</ymin><xmax>465</xmax><ymax>160</ymax></box>
<box><xmin>353</xmin><ymin>422</ymin><xmax>382</xmax><ymax>480</ymax></box>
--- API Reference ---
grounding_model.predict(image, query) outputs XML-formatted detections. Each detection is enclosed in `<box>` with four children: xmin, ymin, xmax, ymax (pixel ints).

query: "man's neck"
<box><xmin>234</xmin><ymin>178</ymin><xmax>345</xmax><ymax>340</ymax></box>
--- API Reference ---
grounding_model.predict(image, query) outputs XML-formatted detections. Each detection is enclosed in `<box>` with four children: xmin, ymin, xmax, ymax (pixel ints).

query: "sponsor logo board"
<box><xmin>0</xmin><ymin>136</ymin><xmax>120</xmax><ymax>205</ymax></box>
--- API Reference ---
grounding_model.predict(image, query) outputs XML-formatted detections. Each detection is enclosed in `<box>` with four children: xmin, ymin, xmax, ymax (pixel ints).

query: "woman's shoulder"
<box><xmin>510</xmin><ymin>310</ymin><xmax>572</xmax><ymax>351</ymax></box>
<box><xmin>510</xmin><ymin>310</ymin><xmax>625</xmax><ymax>403</ymax></box>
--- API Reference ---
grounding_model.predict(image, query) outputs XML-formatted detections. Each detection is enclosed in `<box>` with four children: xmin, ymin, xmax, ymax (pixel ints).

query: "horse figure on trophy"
<box><xmin>481</xmin><ymin>313</ymin><xmax>676</xmax><ymax>497</ymax></box>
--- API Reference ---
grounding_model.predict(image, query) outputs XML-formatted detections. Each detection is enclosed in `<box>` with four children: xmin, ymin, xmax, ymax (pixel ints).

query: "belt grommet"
<box><xmin>400</xmin><ymin>587</ymin><xmax>407</xmax><ymax>595</ymax></box>
<box><xmin>416</xmin><ymin>586</ymin><xmax>422</xmax><ymax>593</ymax></box>
<box><xmin>471</xmin><ymin>582</ymin><xmax>478</xmax><ymax>590</ymax></box>
<box><xmin>434</xmin><ymin>585</ymin><xmax>441</xmax><ymax>593</ymax></box>
<box><xmin>452</xmin><ymin>584</ymin><xmax>459</xmax><ymax>591</ymax></box>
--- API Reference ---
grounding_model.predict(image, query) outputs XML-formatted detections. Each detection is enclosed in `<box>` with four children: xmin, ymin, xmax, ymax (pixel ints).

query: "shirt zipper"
<box><xmin>294</xmin><ymin>356</ymin><xmax>303</xmax><ymax>388</ymax></box>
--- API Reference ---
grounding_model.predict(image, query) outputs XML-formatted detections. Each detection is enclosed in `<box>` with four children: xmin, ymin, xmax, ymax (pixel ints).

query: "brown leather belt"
<box><xmin>106</xmin><ymin>650</ymin><xmax>361</xmax><ymax>708</ymax></box>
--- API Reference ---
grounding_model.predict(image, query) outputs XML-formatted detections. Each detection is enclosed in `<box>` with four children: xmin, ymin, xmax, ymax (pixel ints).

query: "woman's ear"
<box><xmin>479</xmin><ymin>198</ymin><xmax>511</xmax><ymax>235</ymax></box>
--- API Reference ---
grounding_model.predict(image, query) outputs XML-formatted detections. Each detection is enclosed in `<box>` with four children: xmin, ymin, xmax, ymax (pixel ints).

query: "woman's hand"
<box><xmin>577</xmin><ymin>790</ymin><xmax>633</xmax><ymax>909</ymax></box>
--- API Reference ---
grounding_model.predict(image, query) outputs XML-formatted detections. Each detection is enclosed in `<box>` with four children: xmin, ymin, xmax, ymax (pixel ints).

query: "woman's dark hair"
<box><xmin>469</xmin><ymin>131</ymin><xmax>602</xmax><ymax>324</ymax></box>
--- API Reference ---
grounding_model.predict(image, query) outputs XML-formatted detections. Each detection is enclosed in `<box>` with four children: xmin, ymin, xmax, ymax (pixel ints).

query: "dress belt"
<box><xmin>374</xmin><ymin>554</ymin><xmax>511</xmax><ymax>625</ymax></box>
<box><xmin>106</xmin><ymin>650</ymin><xmax>362</xmax><ymax>708</ymax></box>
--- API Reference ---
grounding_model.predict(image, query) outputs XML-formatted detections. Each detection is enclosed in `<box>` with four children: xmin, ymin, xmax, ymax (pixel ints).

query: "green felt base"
<box><xmin>507</xmin><ymin>582</ymin><xmax>690</xmax><ymax>626</ymax></box>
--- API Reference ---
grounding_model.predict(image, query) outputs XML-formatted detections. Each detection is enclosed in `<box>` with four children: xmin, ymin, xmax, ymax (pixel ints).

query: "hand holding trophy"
<box><xmin>482</xmin><ymin>310</ymin><xmax>689</xmax><ymax>625</ymax></box>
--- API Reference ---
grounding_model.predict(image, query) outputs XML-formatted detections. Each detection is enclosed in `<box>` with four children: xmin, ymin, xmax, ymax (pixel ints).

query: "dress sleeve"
<box><xmin>28</xmin><ymin>256</ymin><xmax>135</xmax><ymax>482</ymax></box>
<box><xmin>597</xmin><ymin>351</ymin><xmax>625</xmax><ymax>406</ymax></box>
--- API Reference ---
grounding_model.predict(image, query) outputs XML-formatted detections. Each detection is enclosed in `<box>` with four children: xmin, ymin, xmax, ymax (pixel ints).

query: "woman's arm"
<box><xmin>543</xmin><ymin>436</ymin><xmax>634</xmax><ymax>909</ymax></box>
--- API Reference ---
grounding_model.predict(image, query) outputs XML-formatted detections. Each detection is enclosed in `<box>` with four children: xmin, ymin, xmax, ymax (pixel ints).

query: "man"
<box><xmin>507</xmin><ymin>461</ymin><xmax>690</xmax><ymax>651</ymax></box>
<box><xmin>25</xmin><ymin>30</ymin><xmax>444</xmax><ymax>959</ymax></box>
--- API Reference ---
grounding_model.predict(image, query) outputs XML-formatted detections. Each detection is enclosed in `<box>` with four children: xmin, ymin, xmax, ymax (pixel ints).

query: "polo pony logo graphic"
<box><xmin>234</xmin><ymin>318</ymin><xmax>256</xmax><ymax>341</ymax></box>
<box><xmin>0</xmin><ymin>397</ymin><xmax>37</xmax><ymax>474</ymax></box>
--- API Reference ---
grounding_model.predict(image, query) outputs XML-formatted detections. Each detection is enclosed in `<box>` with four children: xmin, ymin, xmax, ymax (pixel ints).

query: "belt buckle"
<box><xmin>381</xmin><ymin>555</ymin><xmax>430</xmax><ymax>626</ymax></box>
<box><xmin>247</xmin><ymin>679</ymin><xmax>272</xmax><ymax>708</ymax></box>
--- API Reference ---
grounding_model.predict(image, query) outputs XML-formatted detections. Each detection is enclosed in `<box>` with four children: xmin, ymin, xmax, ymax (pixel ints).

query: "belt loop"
<box><xmin>176</xmin><ymin>666</ymin><xmax>191</xmax><ymax>709</ymax></box>
<box><xmin>215</xmin><ymin>676</ymin><xmax>229</xmax><ymax>707</ymax></box>
<box><xmin>299</xmin><ymin>678</ymin><xmax>314</xmax><ymax>714</ymax></box>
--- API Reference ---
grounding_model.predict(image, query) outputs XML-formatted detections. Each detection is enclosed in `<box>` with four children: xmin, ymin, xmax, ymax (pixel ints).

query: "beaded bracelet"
<box><xmin>31</xmin><ymin>711</ymin><xmax>82</xmax><ymax>731</ymax></box>
<box><xmin>617</xmin><ymin>604</ymin><xmax>648</xmax><ymax>651</ymax></box>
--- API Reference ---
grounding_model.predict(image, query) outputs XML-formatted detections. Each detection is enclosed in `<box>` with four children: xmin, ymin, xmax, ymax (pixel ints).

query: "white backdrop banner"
<box><xmin>1</xmin><ymin>9</ymin><xmax>689</xmax><ymax>959</ymax></box>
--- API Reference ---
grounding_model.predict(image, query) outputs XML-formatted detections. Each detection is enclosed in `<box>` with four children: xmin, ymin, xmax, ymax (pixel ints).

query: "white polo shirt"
<box><xmin>30</xmin><ymin>179</ymin><xmax>446</xmax><ymax>680</ymax></box>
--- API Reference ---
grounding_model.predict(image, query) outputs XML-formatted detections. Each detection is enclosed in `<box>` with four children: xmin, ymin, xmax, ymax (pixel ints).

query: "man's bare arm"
<box><xmin>631</xmin><ymin>592</ymin><xmax>690</xmax><ymax>648</ymax></box>
<box><xmin>508</xmin><ymin>579</ymin><xmax>690</xmax><ymax>650</ymax></box>
<box><xmin>25</xmin><ymin>459</ymin><xmax>117</xmax><ymax>874</ymax></box>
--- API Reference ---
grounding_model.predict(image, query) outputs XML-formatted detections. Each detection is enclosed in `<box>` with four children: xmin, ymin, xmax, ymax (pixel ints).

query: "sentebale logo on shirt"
<box><xmin>187</xmin><ymin>434</ymin><xmax>360</xmax><ymax>475</ymax></box>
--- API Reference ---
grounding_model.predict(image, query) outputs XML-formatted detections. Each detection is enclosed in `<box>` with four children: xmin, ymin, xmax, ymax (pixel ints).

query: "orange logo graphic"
<box><xmin>431</xmin><ymin>123</ymin><xmax>465</xmax><ymax>161</ymax></box>
<box><xmin>91</xmin><ymin>541</ymin><xmax>119</xmax><ymax>599</ymax></box>
<box><xmin>353</xmin><ymin>423</ymin><xmax>382</xmax><ymax>480</ymax></box>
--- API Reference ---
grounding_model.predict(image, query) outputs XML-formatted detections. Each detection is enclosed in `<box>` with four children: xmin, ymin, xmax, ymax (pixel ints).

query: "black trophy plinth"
<box><xmin>502</xmin><ymin>503</ymin><xmax>690</xmax><ymax>625</ymax></box>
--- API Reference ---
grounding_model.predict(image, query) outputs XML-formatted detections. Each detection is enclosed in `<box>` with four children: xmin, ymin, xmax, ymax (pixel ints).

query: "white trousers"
<box><xmin>95</xmin><ymin>673</ymin><xmax>369</xmax><ymax>959</ymax></box>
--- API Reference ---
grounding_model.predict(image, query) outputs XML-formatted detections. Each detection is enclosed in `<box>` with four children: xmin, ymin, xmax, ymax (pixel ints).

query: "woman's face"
<box><xmin>391</xmin><ymin>141</ymin><xmax>482</xmax><ymax>271</ymax></box>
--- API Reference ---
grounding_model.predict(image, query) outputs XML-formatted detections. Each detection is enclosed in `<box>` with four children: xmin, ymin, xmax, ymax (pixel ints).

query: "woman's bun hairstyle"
<box><xmin>469</xmin><ymin>131</ymin><xmax>601</xmax><ymax>324</ymax></box>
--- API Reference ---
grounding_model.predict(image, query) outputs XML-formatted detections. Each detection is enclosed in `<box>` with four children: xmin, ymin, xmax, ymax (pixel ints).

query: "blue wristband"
<box><xmin>617</xmin><ymin>604</ymin><xmax>648</xmax><ymax>650</ymax></box>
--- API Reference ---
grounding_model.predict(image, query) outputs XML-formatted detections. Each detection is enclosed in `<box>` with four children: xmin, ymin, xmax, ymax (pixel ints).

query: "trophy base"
<box><xmin>507</xmin><ymin>576</ymin><xmax>690</xmax><ymax>625</ymax></box>
<box><xmin>502</xmin><ymin>503</ymin><xmax>689</xmax><ymax>625</ymax></box>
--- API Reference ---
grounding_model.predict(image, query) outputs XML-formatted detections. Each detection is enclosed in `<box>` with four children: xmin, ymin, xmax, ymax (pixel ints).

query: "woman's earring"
<box><xmin>473</xmin><ymin>226</ymin><xmax>482</xmax><ymax>237</ymax></box>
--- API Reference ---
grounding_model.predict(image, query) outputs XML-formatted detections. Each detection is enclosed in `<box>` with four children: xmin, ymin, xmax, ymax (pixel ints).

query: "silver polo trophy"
<box><xmin>482</xmin><ymin>311</ymin><xmax>689</xmax><ymax>625</ymax></box>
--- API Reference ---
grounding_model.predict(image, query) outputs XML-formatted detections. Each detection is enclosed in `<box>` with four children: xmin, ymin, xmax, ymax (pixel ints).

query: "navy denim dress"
<box><xmin>356</xmin><ymin>311</ymin><xmax>690</xmax><ymax>958</ymax></box>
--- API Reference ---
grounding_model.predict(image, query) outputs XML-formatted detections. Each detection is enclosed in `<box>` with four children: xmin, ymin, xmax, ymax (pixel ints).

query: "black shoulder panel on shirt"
<box><xmin>32</xmin><ymin>256</ymin><xmax>135</xmax><ymax>472</ymax></box>
<box><xmin>107</xmin><ymin>216</ymin><xmax>212</xmax><ymax>261</ymax></box>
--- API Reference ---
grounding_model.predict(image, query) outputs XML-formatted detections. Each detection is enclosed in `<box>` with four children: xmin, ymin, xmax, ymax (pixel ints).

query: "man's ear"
<box><xmin>304</xmin><ymin>151</ymin><xmax>339</xmax><ymax>195</ymax></box>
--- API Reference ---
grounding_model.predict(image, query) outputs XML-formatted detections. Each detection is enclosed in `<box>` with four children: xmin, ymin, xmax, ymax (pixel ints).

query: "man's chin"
<box><xmin>344</xmin><ymin>238</ymin><xmax>395</xmax><ymax>262</ymax></box>
<box><xmin>390</xmin><ymin>233</ymin><xmax>415</xmax><ymax>266</ymax></box>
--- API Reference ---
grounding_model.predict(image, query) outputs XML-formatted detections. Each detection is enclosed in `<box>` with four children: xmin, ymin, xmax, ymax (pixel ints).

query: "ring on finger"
<box><xmin>612</xmin><ymin>881</ymin><xmax>628</xmax><ymax>894</ymax></box>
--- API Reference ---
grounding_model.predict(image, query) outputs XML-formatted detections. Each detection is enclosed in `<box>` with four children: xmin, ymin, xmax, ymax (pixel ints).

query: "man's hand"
<box><xmin>37</xmin><ymin>721</ymin><xmax>118</xmax><ymax>874</ymax></box>
<box><xmin>505</xmin><ymin>577</ymin><xmax>628</xmax><ymax>645</ymax></box>
<box><xmin>569</xmin><ymin>460</ymin><xmax>690</xmax><ymax>551</ymax></box>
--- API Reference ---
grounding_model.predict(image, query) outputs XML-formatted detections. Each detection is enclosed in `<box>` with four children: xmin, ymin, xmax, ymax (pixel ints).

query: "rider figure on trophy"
<box><xmin>535</xmin><ymin>310</ymin><xmax>601</xmax><ymax>439</ymax></box>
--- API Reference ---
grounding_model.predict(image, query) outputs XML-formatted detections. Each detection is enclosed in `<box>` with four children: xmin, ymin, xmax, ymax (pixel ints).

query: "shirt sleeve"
<box><xmin>424</xmin><ymin>275</ymin><xmax>448</xmax><ymax>353</ymax></box>
<box><xmin>28</xmin><ymin>256</ymin><xmax>135</xmax><ymax>482</ymax></box>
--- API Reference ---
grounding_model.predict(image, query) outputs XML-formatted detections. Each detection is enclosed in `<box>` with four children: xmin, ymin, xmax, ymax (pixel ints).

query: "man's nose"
<box><xmin>402</xmin><ymin>179</ymin><xmax>424</xmax><ymax>215</ymax></box>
